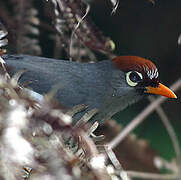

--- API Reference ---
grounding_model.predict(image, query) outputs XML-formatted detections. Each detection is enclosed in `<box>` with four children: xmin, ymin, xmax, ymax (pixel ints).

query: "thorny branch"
<box><xmin>0</xmin><ymin>24</ymin><xmax>126</xmax><ymax>179</ymax></box>
<box><xmin>0</xmin><ymin>64</ymin><xmax>125</xmax><ymax>180</ymax></box>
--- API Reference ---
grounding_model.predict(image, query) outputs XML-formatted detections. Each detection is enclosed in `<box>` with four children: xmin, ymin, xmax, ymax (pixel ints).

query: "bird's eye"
<box><xmin>126</xmin><ymin>71</ymin><xmax>143</xmax><ymax>87</ymax></box>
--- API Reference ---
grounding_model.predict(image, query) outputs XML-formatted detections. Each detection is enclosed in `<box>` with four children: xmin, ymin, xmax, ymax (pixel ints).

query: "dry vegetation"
<box><xmin>0</xmin><ymin>0</ymin><xmax>180</xmax><ymax>179</ymax></box>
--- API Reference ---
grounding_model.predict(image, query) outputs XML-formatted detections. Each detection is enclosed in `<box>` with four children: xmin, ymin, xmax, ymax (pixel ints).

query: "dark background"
<box><xmin>88</xmin><ymin>0</ymin><xmax>181</xmax><ymax>160</ymax></box>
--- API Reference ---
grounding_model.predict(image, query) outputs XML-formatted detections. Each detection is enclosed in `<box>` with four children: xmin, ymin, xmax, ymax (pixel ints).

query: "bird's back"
<box><xmin>3</xmin><ymin>55</ymin><xmax>113</xmax><ymax>110</ymax></box>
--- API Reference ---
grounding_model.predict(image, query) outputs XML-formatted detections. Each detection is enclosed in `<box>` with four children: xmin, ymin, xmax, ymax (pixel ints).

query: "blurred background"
<box><xmin>0</xmin><ymin>0</ymin><xmax>181</xmax><ymax>168</ymax></box>
<box><xmin>91</xmin><ymin>0</ymin><xmax>181</xmax><ymax>160</ymax></box>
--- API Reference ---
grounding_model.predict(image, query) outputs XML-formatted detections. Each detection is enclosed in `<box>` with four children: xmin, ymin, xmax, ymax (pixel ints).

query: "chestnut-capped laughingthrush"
<box><xmin>3</xmin><ymin>55</ymin><xmax>177</xmax><ymax>122</ymax></box>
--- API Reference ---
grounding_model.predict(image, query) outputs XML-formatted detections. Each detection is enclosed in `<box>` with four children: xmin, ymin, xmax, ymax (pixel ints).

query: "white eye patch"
<box><xmin>126</xmin><ymin>71</ymin><xmax>143</xmax><ymax>87</ymax></box>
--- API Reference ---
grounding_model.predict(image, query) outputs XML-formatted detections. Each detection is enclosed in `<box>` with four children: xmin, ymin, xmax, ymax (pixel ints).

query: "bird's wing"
<box><xmin>3</xmin><ymin>55</ymin><xmax>89</xmax><ymax>107</ymax></box>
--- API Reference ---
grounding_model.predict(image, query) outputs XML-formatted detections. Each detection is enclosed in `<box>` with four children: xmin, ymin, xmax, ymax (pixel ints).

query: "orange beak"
<box><xmin>145</xmin><ymin>83</ymin><xmax>177</xmax><ymax>98</ymax></box>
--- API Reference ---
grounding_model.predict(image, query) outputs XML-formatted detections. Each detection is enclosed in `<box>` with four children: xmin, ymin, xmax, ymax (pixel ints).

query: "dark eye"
<box><xmin>129</xmin><ymin>71</ymin><xmax>142</xmax><ymax>82</ymax></box>
<box><xmin>126</xmin><ymin>71</ymin><xmax>143</xmax><ymax>87</ymax></box>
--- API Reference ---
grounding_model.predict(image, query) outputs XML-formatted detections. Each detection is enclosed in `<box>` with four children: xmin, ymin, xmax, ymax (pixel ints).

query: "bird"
<box><xmin>2</xmin><ymin>54</ymin><xmax>177</xmax><ymax>122</ymax></box>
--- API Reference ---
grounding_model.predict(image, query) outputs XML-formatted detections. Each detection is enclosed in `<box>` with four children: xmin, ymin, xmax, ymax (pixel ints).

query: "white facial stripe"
<box><xmin>144</xmin><ymin>65</ymin><xmax>159</xmax><ymax>79</ymax></box>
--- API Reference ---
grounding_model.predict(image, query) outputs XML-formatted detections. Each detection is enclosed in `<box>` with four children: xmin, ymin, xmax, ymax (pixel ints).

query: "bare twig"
<box><xmin>56</xmin><ymin>0</ymin><xmax>115</xmax><ymax>55</ymax></box>
<box><xmin>148</xmin><ymin>96</ymin><xmax>181</xmax><ymax>172</ymax></box>
<box><xmin>105</xmin><ymin>147</ymin><xmax>122</xmax><ymax>169</ymax></box>
<box><xmin>69</xmin><ymin>3</ymin><xmax>90</xmax><ymax>60</ymax></box>
<box><xmin>110</xmin><ymin>0</ymin><xmax>119</xmax><ymax>14</ymax></box>
<box><xmin>107</xmin><ymin>79</ymin><xmax>181</xmax><ymax>150</ymax></box>
<box><xmin>154</xmin><ymin>156</ymin><xmax>178</xmax><ymax>173</ymax></box>
<box><xmin>126</xmin><ymin>170</ymin><xmax>179</xmax><ymax>180</ymax></box>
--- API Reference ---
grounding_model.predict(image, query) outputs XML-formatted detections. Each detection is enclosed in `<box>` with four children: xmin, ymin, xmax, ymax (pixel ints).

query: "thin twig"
<box><xmin>110</xmin><ymin>0</ymin><xmax>119</xmax><ymax>14</ymax></box>
<box><xmin>69</xmin><ymin>3</ymin><xmax>90</xmax><ymax>61</ymax></box>
<box><xmin>154</xmin><ymin>156</ymin><xmax>178</xmax><ymax>173</ymax></box>
<box><xmin>126</xmin><ymin>170</ymin><xmax>179</xmax><ymax>180</ymax></box>
<box><xmin>148</xmin><ymin>96</ymin><xmax>181</xmax><ymax>172</ymax></box>
<box><xmin>107</xmin><ymin>79</ymin><xmax>181</xmax><ymax>150</ymax></box>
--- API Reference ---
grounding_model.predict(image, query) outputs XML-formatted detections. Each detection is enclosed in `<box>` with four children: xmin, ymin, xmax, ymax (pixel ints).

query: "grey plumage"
<box><xmin>3</xmin><ymin>55</ymin><xmax>143</xmax><ymax>122</ymax></box>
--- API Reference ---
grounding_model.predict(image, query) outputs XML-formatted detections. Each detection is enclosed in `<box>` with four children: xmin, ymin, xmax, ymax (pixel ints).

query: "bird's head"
<box><xmin>112</xmin><ymin>56</ymin><xmax>177</xmax><ymax>99</ymax></box>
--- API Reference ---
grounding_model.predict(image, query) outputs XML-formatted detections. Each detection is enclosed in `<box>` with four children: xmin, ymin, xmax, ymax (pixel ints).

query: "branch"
<box><xmin>126</xmin><ymin>170</ymin><xmax>179</xmax><ymax>180</ymax></box>
<box><xmin>148</xmin><ymin>96</ymin><xmax>181</xmax><ymax>172</ymax></box>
